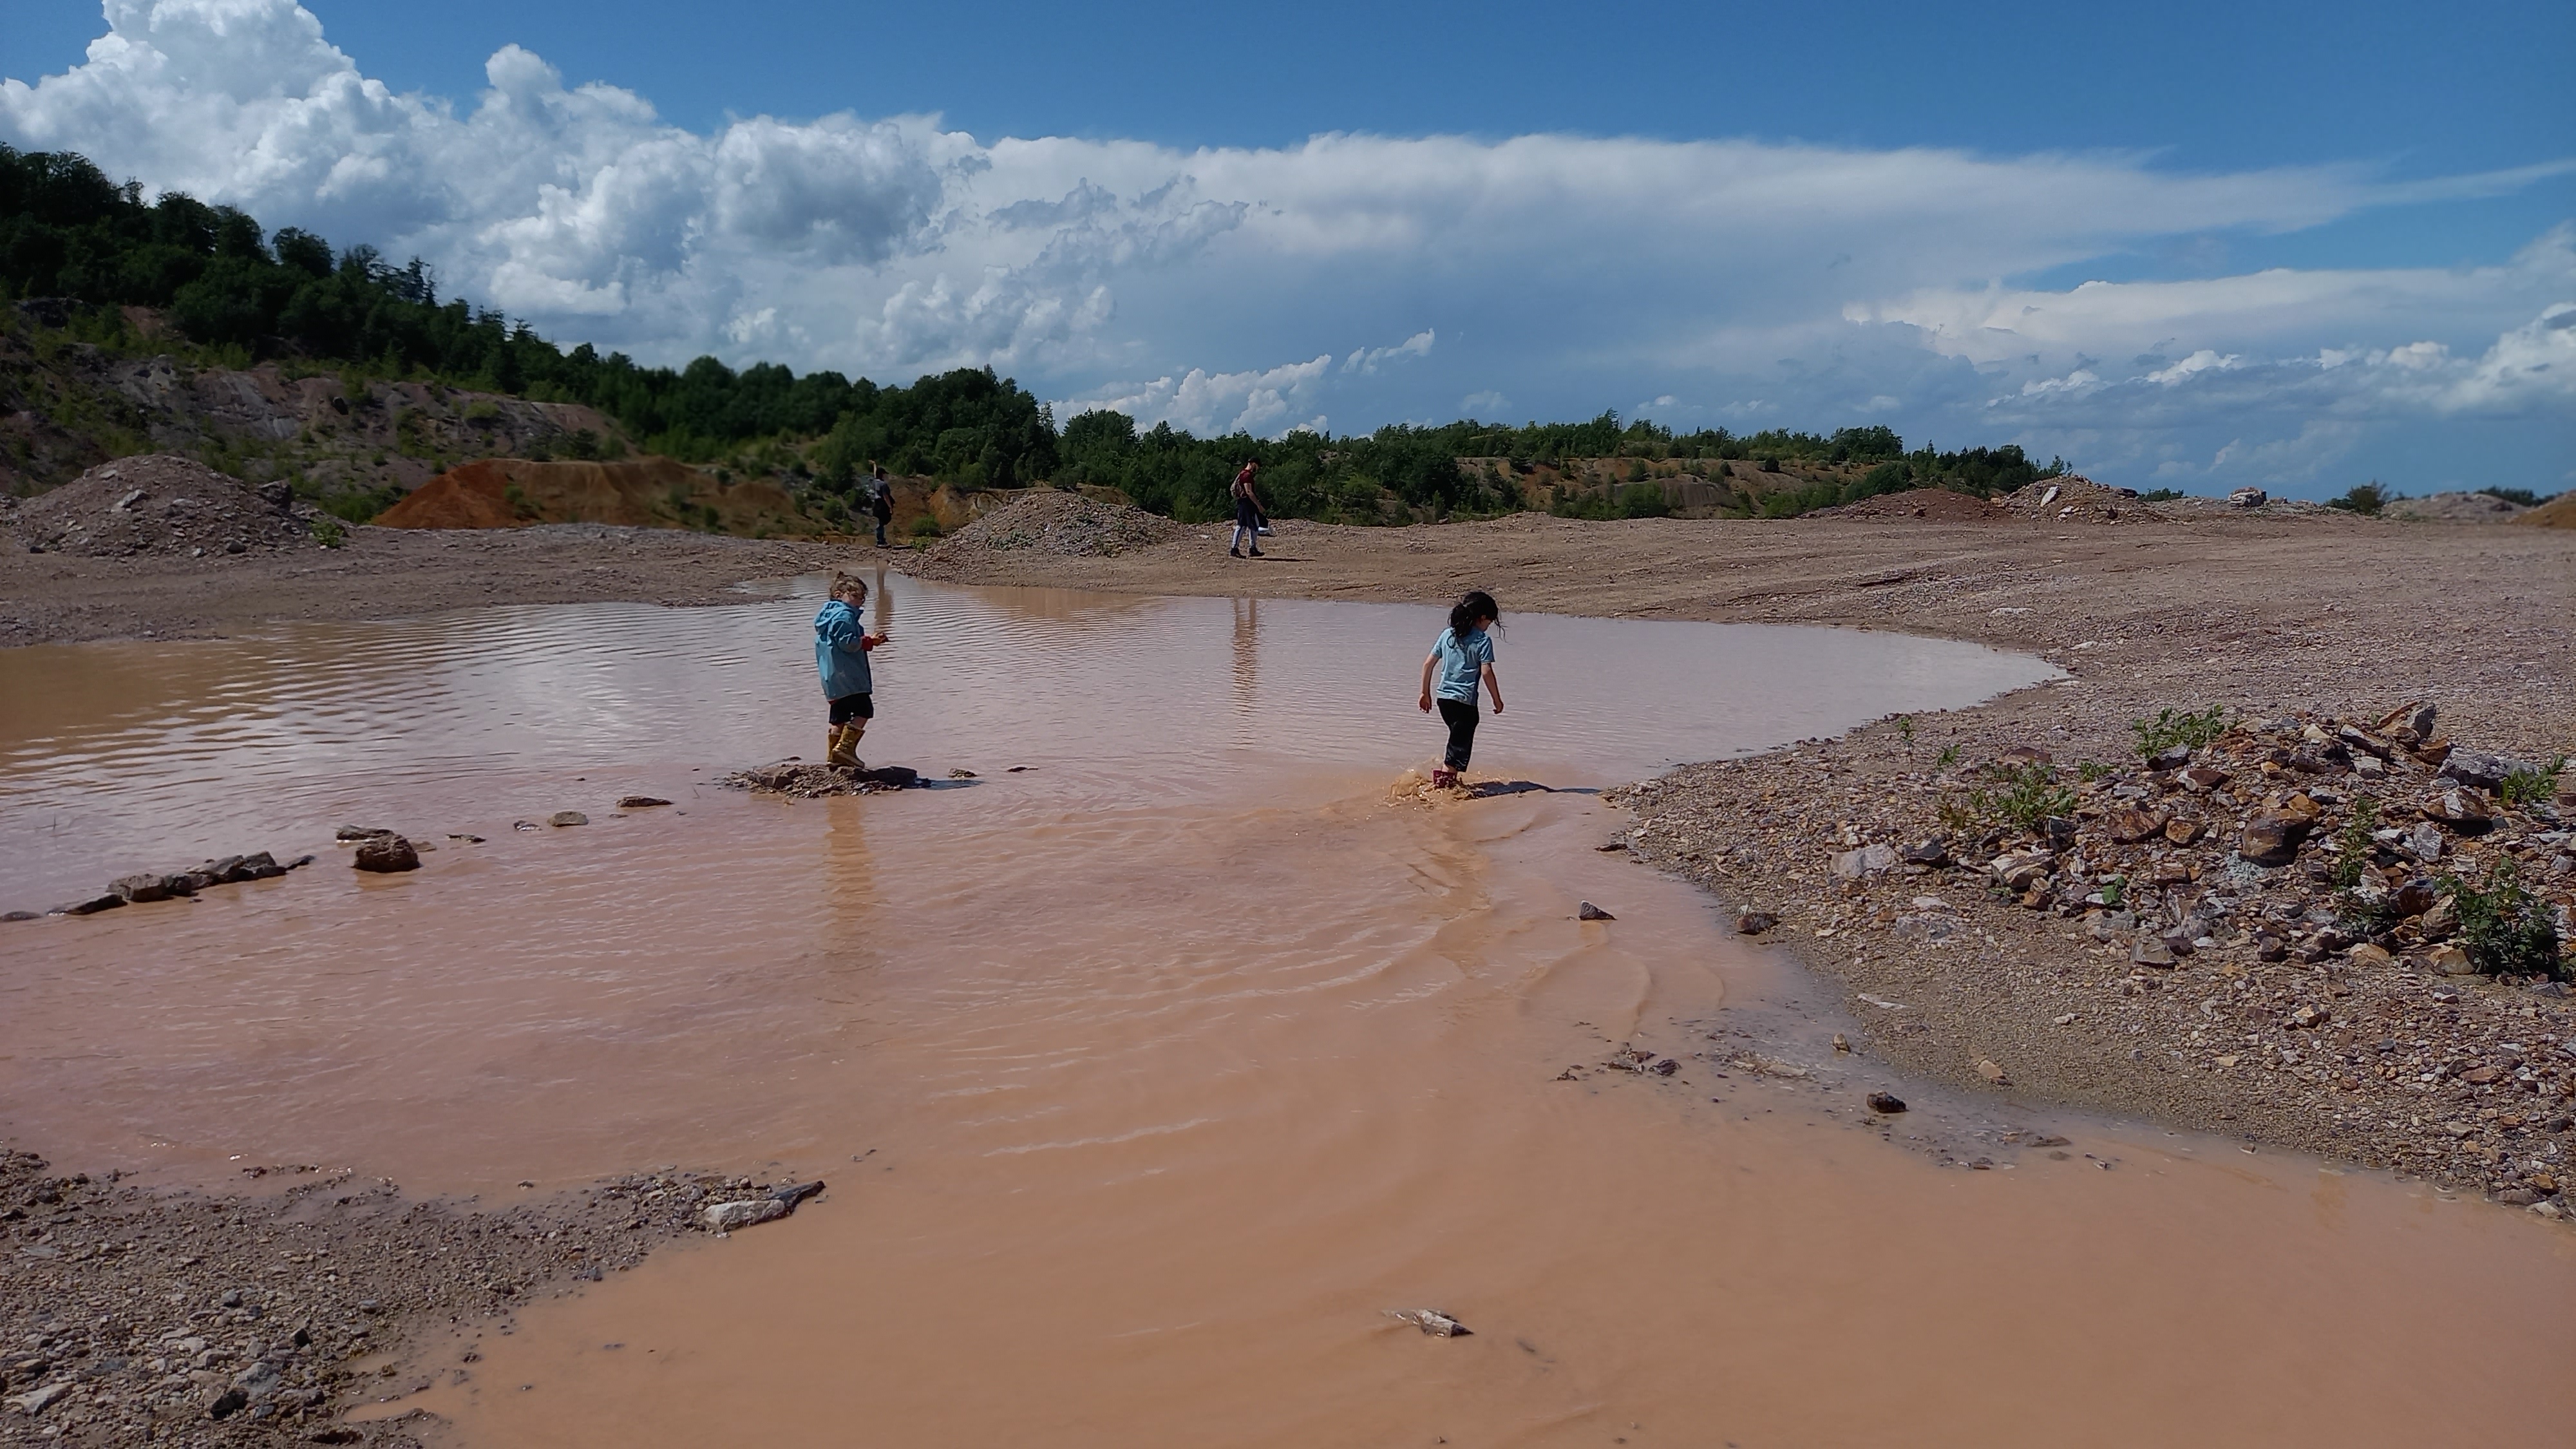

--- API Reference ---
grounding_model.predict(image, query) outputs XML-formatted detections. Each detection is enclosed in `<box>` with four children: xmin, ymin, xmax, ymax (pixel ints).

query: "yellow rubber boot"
<box><xmin>828</xmin><ymin>723</ymin><xmax>866</xmax><ymax>768</ymax></box>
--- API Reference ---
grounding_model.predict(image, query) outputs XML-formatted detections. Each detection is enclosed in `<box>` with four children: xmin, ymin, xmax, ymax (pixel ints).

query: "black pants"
<box><xmin>873</xmin><ymin>515</ymin><xmax>889</xmax><ymax>546</ymax></box>
<box><xmin>828</xmin><ymin>692</ymin><xmax>875</xmax><ymax>724</ymax></box>
<box><xmin>1437</xmin><ymin>697</ymin><xmax>1479</xmax><ymax>771</ymax></box>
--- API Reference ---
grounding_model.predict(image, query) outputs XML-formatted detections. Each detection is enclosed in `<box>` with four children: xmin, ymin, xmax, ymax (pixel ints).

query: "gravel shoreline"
<box><xmin>0</xmin><ymin>1147</ymin><xmax>826</xmax><ymax>1446</ymax></box>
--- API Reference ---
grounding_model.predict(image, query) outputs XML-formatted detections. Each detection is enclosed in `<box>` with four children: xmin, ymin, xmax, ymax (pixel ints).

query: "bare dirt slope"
<box><xmin>376</xmin><ymin>457</ymin><xmax>809</xmax><ymax>535</ymax></box>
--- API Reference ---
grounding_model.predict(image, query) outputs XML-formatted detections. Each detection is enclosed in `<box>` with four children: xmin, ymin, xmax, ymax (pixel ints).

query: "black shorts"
<box><xmin>1234</xmin><ymin>498</ymin><xmax>1259</xmax><ymax>529</ymax></box>
<box><xmin>828</xmin><ymin>692</ymin><xmax>874</xmax><ymax>724</ymax></box>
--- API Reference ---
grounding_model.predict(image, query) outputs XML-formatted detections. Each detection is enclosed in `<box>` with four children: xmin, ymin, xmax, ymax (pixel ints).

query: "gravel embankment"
<box><xmin>0</xmin><ymin>1147</ymin><xmax>827</xmax><ymax>1446</ymax></box>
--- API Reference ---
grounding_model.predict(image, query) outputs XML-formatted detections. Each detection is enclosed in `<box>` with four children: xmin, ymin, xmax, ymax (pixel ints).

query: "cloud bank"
<box><xmin>5</xmin><ymin>0</ymin><xmax>2569</xmax><ymax>491</ymax></box>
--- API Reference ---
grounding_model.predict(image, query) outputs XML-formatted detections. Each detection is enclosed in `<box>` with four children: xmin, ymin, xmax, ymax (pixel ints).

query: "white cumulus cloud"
<box><xmin>5</xmin><ymin>1</ymin><xmax>2570</xmax><ymax>494</ymax></box>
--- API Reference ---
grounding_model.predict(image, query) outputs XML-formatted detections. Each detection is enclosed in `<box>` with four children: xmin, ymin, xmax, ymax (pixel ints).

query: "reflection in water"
<box><xmin>1230</xmin><ymin>595</ymin><xmax>1260</xmax><ymax>746</ymax></box>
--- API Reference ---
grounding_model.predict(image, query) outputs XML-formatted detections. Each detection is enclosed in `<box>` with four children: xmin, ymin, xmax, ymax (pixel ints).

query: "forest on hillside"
<box><xmin>4</xmin><ymin>144</ymin><xmax>2064</xmax><ymax>524</ymax></box>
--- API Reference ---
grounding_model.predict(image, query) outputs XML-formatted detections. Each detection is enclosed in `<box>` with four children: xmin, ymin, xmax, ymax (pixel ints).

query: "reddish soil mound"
<box><xmin>378</xmin><ymin>458</ymin><xmax>813</xmax><ymax>535</ymax></box>
<box><xmin>1810</xmin><ymin>488</ymin><xmax>2009</xmax><ymax>522</ymax></box>
<box><xmin>2512</xmin><ymin>492</ymin><xmax>2576</xmax><ymax>529</ymax></box>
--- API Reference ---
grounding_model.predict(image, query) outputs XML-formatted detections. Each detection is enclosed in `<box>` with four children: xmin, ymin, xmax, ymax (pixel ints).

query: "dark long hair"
<box><xmin>1448</xmin><ymin>590</ymin><xmax>1499</xmax><ymax>637</ymax></box>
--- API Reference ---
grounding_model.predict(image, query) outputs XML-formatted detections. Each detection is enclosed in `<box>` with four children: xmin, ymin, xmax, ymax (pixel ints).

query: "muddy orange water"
<box><xmin>3</xmin><ymin>580</ymin><xmax>2570</xmax><ymax>1444</ymax></box>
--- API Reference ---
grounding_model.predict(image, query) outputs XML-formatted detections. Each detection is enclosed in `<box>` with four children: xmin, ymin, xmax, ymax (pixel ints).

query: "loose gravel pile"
<box><xmin>922</xmin><ymin>490</ymin><xmax>1182</xmax><ymax>564</ymax></box>
<box><xmin>1609</xmin><ymin>703</ymin><xmax>2576</xmax><ymax>1213</ymax></box>
<box><xmin>12</xmin><ymin>455</ymin><xmax>316</xmax><ymax>559</ymax></box>
<box><xmin>0</xmin><ymin>1148</ymin><xmax>816</xmax><ymax>1446</ymax></box>
<box><xmin>716</xmin><ymin>761</ymin><xmax>921</xmax><ymax>797</ymax></box>
<box><xmin>1991</xmin><ymin>473</ymin><xmax>2146</xmax><ymax>523</ymax></box>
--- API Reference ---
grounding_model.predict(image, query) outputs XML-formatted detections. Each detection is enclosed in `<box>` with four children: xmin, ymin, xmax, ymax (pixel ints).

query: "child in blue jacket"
<box><xmin>816</xmin><ymin>572</ymin><xmax>887</xmax><ymax>768</ymax></box>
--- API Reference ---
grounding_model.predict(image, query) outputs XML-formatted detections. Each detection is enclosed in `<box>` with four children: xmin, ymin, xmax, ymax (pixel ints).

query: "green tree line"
<box><xmin>5</xmin><ymin>142</ymin><xmax>2063</xmax><ymax>522</ymax></box>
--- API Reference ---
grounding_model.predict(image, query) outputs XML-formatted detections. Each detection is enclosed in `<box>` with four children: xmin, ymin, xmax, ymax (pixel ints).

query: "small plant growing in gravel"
<box><xmin>910</xmin><ymin>515</ymin><xmax>943</xmax><ymax>538</ymax></box>
<box><xmin>2130</xmin><ymin>705</ymin><xmax>2230</xmax><ymax>760</ymax></box>
<box><xmin>1935</xmin><ymin>743</ymin><xmax>1961</xmax><ymax>770</ymax></box>
<box><xmin>2099</xmin><ymin>876</ymin><xmax>2125</xmax><ymax>907</ymax></box>
<box><xmin>2078</xmin><ymin>760</ymin><xmax>2111</xmax><ymax>783</ymax></box>
<box><xmin>1935</xmin><ymin>795</ymin><xmax>1978</xmax><ymax>833</ymax></box>
<box><xmin>1965</xmin><ymin>761</ymin><xmax>2079</xmax><ymax>833</ymax></box>
<box><xmin>2499</xmin><ymin>757</ymin><xmax>2566</xmax><ymax>807</ymax></box>
<box><xmin>308</xmin><ymin>515</ymin><xmax>345</xmax><ymax>548</ymax></box>
<box><xmin>2329</xmin><ymin>798</ymin><xmax>2401</xmax><ymax>934</ymax></box>
<box><xmin>2441</xmin><ymin>858</ymin><xmax>2565</xmax><ymax>979</ymax></box>
<box><xmin>1893</xmin><ymin>715</ymin><xmax>1914</xmax><ymax>748</ymax></box>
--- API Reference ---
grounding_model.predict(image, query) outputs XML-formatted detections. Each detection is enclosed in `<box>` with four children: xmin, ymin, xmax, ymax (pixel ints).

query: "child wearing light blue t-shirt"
<box><xmin>1416</xmin><ymin>590</ymin><xmax>1504</xmax><ymax>788</ymax></box>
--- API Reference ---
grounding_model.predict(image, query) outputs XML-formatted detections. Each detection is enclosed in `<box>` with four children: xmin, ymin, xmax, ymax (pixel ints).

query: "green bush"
<box><xmin>2137</xmin><ymin>487</ymin><xmax>2184</xmax><ymax>502</ymax></box>
<box><xmin>308</xmin><ymin>515</ymin><xmax>346</xmax><ymax>548</ymax></box>
<box><xmin>2499</xmin><ymin>757</ymin><xmax>2566</xmax><ymax>807</ymax></box>
<box><xmin>1962</xmin><ymin>761</ymin><xmax>2078</xmax><ymax>832</ymax></box>
<box><xmin>909</xmin><ymin>515</ymin><xmax>942</xmax><ymax>538</ymax></box>
<box><xmin>2325</xmin><ymin>482</ymin><xmax>2394</xmax><ymax>515</ymax></box>
<box><xmin>2443</xmin><ymin>858</ymin><xmax>2564</xmax><ymax>979</ymax></box>
<box><xmin>2478</xmin><ymin>486</ymin><xmax>2542</xmax><ymax>507</ymax></box>
<box><xmin>2130</xmin><ymin>706</ymin><xmax>2230</xmax><ymax>759</ymax></box>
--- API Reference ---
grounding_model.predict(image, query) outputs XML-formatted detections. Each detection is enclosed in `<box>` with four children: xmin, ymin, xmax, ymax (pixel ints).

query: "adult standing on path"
<box><xmin>869</xmin><ymin>463</ymin><xmax>895</xmax><ymax>548</ymax></box>
<box><xmin>1229</xmin><ymin>459</ymin><xmax>1265</xmax><ymax>558</ymax></box>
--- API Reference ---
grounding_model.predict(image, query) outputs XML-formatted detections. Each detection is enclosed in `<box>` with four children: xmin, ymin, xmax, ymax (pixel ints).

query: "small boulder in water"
<box><xmin>1577</xmin><ymin>902</ymin><xmax>1616</xmax><ymax>921</ymax></box>
<box><xmin>549</xmin><ymin>811</ymin><xmax>589</xmax><ymax>828</ymax></box>
<box><xmin>1385</xmin><ymin>1308</ymin><xmax>1471</xmax><ymax>1338</ymax></box>
<box><xmin>616</xmin><ymin>795</ymin><xmax>671</xmax><ymax>809</ymax></box>
<box><xmin>352</xmin><ymin>836</ymin><xmax>421</xmax><ymax>873</ymax></box>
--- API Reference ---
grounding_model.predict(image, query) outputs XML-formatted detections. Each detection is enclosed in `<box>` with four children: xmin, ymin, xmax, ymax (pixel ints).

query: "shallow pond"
<box><xmin>2</xmin><ymin>578</ymin><xmax>2568</xmax><ymax>1444</ymax></box>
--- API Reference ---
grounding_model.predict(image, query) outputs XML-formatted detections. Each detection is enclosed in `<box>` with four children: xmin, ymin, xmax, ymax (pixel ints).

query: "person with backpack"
<box><xmin>1229</xmin><ymin>459</ymin><xmax>1265</xmax><ymax>558</ymax></box>
<box><xmin>869</xmin><ymin>463</ymin><xmax>895</xmax><ymax>547</ymax></box>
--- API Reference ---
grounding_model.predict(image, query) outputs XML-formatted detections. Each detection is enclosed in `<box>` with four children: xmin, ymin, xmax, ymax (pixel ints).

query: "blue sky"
<box><xmin>5</xmin><ymin>1</ymin><xmax>2570</xmax><ymax>495</ymax></box>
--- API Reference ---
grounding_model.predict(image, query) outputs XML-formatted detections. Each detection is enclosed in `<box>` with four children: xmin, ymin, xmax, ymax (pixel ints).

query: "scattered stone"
<box><xmin>946</xmin><ymin>769</ymin><xmax>978</xmax><ymax>780</ymax></box>
<box><xmin>52</xmin><ymin>893</ymin><xmax>126</xmax><ymax>916</ymax></box>
<box><xmin>2421</xmin><ymin>790</ymin><xmax>2490</xmax><ymax>831</ymax></box>
<box><xmin>1385</xmin><ymin>1308</ymin><xmax>1471</xmax><ymax>1338</ymax></box>
<box><xmin>2239</xmin><ymin>813</ymin><xmax>2313</xmax><ymax>867</ymax></box>
<box><xmin>1865</xmin><ymin>1091</ymin><xmax>1908</xmax><ymax>1114</ymax></box>
<box><xmin>615</xmin><ymin>796</ymin><xmax>672</xmax><ymax>809</ymax></box>
<box><xmin>2426</xmin><ymin>944</ymin><xmax>2477</xmax><ymax>976</ymax></box>
<box><xmin>110</xmin><ymin>872</ymin><xmax>174</xmax><ymax>903</ymax></box>
<box><xmin>1830</xmin><ymin>842</ymin><xmax>1900</xmax><ymax>878</ymax></box>
<box><xmin>2105</xmin><ymin>808</ymin><xmax>2169</xmax><ymax>845</ymax></box>
<box><xmin>2228</xmin><ymin>487</ymin><xmax>2268</xmax><ymax>507</ymax></box>
<box><xmin>1974</xmin><ymin>1057</ymin><xmax>2009</xmax><ymax>1084</ymax></box>
<box><xmin>770</xmin><ymin>1180</ymin><xmax>828</xmax><ymax>1209</ymax></box>
<box><xmin>334</xmin><ymin>825</ymin><xmax>392</xmax><ymax>841</ymax></box>
<box><xmin>1898</xmin><ymin>838</ymin><xmax>1951</xmax><ymax>866</ymax></box>
<box><xmin>1577</xmin><ymin>901</ymin><xmax>1616</xmax><ymax>921</ymax></box>
<box><xmin>2131</xmin><ymin>938</ymin><xmax>2178</xmax><ymax>969</ymax></box>
<box><xmin>1734</xmin><ymin>911</ymin><xmax>1779</xmax><ymax>935</ymax></box>
<box><xmin>549</xmin><ymin>811</ymin><xmax>589</xmax><ymax>828</ymax></box>
<box><xmin>8</xmin><ymin>1381</ymin><xmax>71</xmax><ymax>1415</ymax></box>
<box><xmin>702</xmin><ymin>1198</ymin><xmax>790</xmax><ymax>1233</ymax></box>
<box><xmin>352</xmin><ymin>837</ymin><xmax>421</xmax><ymax>873</ymax></box>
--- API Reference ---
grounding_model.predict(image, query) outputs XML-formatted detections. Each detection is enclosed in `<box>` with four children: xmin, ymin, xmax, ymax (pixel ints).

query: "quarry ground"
<box><xmin>4</xmin><ymin>503</ymin><xmax>2573</xmax><ymax>1445</ymax></box>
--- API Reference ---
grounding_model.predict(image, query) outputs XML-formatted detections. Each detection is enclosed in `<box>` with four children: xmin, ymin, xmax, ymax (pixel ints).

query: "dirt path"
<box><xmin>0</xmin><ymin>522</ymin><xmax>862</xmax><ymax>649</ymax></box>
